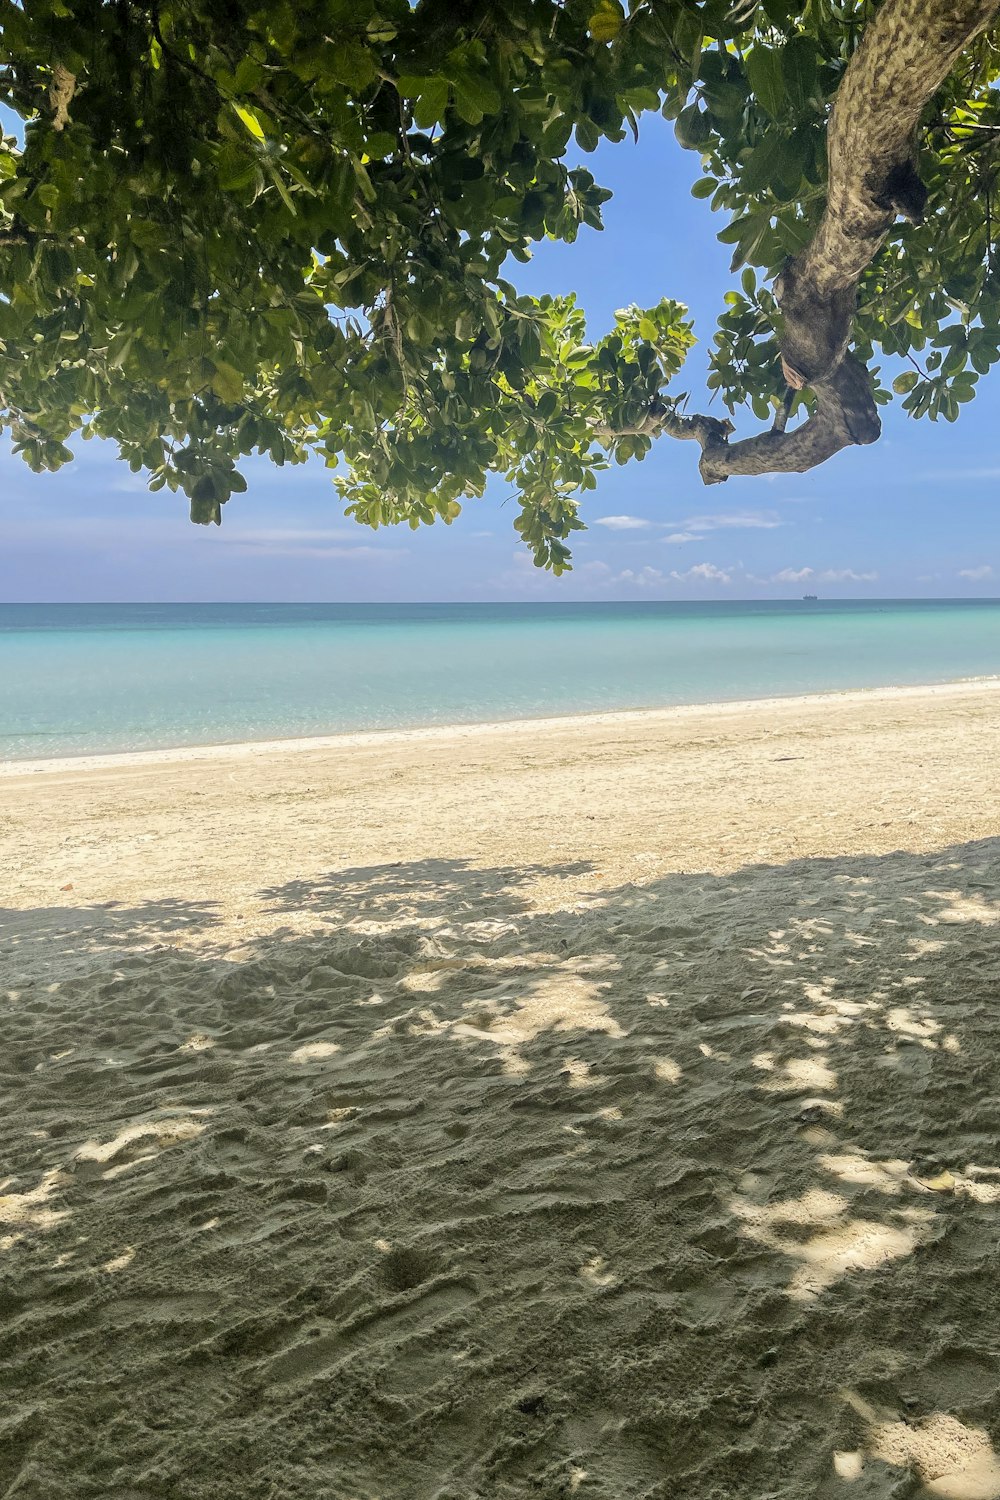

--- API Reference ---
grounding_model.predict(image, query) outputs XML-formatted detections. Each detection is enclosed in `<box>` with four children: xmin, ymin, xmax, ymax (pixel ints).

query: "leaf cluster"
<box><xmin>1</xmin><ymin>0</ymin><xmax>998</xmax><ymax>564</ymax></box>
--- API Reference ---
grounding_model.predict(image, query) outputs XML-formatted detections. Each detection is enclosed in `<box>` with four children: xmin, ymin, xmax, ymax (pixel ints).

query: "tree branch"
<box><xmin>659</xmin><ymin>0</ymin><xmax>1000</xmax><ymax>485</ymax></box>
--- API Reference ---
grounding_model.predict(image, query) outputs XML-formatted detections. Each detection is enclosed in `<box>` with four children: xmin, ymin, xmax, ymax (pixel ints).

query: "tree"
<box><xmin>1</xmin><ymin>0</ymin><xmax>998</xmax><ymax>571</ymax></box>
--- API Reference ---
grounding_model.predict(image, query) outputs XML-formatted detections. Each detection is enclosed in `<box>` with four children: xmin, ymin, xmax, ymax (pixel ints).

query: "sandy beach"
<box><xmin>3</xmin><ymin>679</ymin><xmax>1000</xmax><ymax>1498</ymax></box>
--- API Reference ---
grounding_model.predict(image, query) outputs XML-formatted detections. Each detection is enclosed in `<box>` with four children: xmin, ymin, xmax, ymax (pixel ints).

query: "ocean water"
<box><xmin>1</xmin><ymin>600</ymin><xmax>999</xmax><ymax>761</ymax></box>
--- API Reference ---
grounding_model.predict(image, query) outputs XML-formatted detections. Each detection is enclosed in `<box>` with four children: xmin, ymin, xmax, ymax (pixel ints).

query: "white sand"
<box><xmin>3</xmin><ymin>681</ymin><xmax>1000</xmax><ymax>1498</ymax></box>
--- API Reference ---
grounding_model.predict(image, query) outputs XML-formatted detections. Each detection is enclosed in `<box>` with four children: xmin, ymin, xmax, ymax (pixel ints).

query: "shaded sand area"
<box><xmin>3</xmin><ymin>681</ymin><xmax>1000</xmax><ymax>1498</ymax></box>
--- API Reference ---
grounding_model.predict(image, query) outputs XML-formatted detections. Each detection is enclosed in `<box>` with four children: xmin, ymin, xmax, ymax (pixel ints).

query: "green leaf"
<box><xmin>674</xmin><ymin>103</ymin><xmax>710</xmax><ymax>149</ymax></box>
<box><xmin>364</xmin><ymin>132</ymin><xmax>397</xmax><ymax>160</ymax></box>
<box><xmin>211</xmin><ymin>360</ymin><xmax>245</xmax><ymax>403</ymax></box>
<box><xmin>781</xmin><ymin>36</ymin><xmax>818</xmax><ymax>113</ymax></box>
<box><xmin>892</xmin><ymin>371</ymin><xmax>919</xmax><ymax>394</ymax></box>
<box><xmin>233</xmin><ymin>103</ymin><xmax>266</xmax><ymax>142</ymax></box>
<box><xmin>739</xmin><ymin>129</ymin><xmax>788</xmax><ymax>196</ymax></box>
<box><xmin>589</xmin><ymin>1</ymin><xmax>625</xmax><ymax>42</ymax></box>
<box><xmin>410</xmin><ymin>75</ymin><xmax>449</xmax><ymax>126</ymax></box>
<box><xmin>216</xmin><ymin>142</ymin><xmax>258</xmax><ymax>192</ymax></box>
<box><xmin>745</xmin><ymin>47</ymin><xmax>786</xmax><ymax>120</ymax></box>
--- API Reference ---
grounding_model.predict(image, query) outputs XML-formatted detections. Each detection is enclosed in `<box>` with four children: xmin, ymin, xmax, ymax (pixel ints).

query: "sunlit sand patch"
<box><xmin>289</xmin><ymin>1040</ymin><xmax>341</xmax><ymax>1064</ymax></box>
<box><xmin>102</xmin><ymin>1246</ymin><xmax>135</xmax><ymax>1273</ymax></box>
<box><xmin>322</xmin><ymin>1106</ymin><xmax>359</xmax><ymax>1127</ymax></box>
<box><xmin>885</xmin><ymin>1006</ymin><xmax>942</xmax><ymax>1043</ymax></box>
<box><xmin>819</xmin><ymin>1153</ymin><xmax>912</xmax><ymax>1193</ymax></box>
<box><xmin>783</xmin><ymin>1001</ymin><xmax>863</xmax><ymax>1036</ymax></box>
<box><xmin>485</xmin><ymin>974</ymin><xmax>626</xmax><ymax>1049</ymax></box>
<box><xmin>844</xmin><ymin>1391</ymin><xmax>1000</xmax><ymax>1499</ymax></box>
<box><xmin>758</xmin><ymin>1055</ymin><xmax>838</xmax><ymax>1093</ymax></box>
<box><xmin>790</xmin><ymin>919</ymin><xmax>835</xmax><ymax>941</ymax></box>
<box><xmin>0</xmin><ymin>1166</ymin><xmax>71</xmax><ymax>1234</ymax></box>
<box><xmin>179</xmin><ymin>1032</ymin><xmax>215</xmax><ymax>1052</ymax></box>
<box><xmin>579</xmin><ymin>1254</ymin><xmax>617</xmax><ymax>1290</ymax></box>
<box><xmin>398</xmin><ymin>970</ymin><xmax>447</xmax><ymax>994</ymax></box>
<box><xmin>653</xmin><ymin>1056</ymin><xmax>682</xmax><ymax>1084</ymax></box>
<box><xmin>102</xmin><ymin>1152</ymin><xmax>159</xmax><ymax>1181</ymax></box>
<box><xmin>833</xmin><ymin>1449</ymin><xmax>864</xmax><ymax>1480</ymax></box>
<box><xmin>75</xmin><ymin>1113</ymin><xmax>209</xmax><ymax>1166</ymax></box>
<box><xmin>731</xmin><ymin>1190</ymin><xmax>932</xmax><ymax>1300</ymax></box>
<box><xmin>925</xmin><ymin>890</ymin><xmax>1000</xmax><ymax>926</ymax></box>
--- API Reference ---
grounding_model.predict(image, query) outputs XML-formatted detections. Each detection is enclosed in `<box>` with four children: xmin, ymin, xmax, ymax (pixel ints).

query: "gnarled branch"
<box><xmin>661</xmin><ymin>0</ymin><xmax>1000</xmax><ymax>484</ymax></box>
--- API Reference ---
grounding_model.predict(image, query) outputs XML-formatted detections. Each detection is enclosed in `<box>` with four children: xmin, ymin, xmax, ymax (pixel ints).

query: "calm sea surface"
<box><xmin>1</xmin><ymin>600</ymin><xmax>999</xmax><ymax>761</ymax></box>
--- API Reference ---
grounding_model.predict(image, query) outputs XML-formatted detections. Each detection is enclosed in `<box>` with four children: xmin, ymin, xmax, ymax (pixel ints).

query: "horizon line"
<box><xmin>2</xmin><ymin>596</ymin><xmax>999</xmax><ymax>608</ymax></box>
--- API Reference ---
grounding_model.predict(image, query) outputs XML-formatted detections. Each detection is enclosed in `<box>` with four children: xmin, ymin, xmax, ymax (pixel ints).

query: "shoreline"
<box><xmin>4</xmin><ymin>672</ymin><xmax>1000</xmax><ymax>778</ymax></box>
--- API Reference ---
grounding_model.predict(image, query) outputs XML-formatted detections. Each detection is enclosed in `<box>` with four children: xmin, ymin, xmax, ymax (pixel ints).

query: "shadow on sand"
<box><xmin>3</xmin><ymin>838</ymin><xmax>1000</xmax><ymax>1498</ymax></box>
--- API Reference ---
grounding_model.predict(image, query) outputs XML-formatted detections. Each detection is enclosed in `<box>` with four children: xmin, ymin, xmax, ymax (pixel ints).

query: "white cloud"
<box><xmin>613</xmin><ymin>566</ymin><xmax>665</xmax><ymax>588</ymax></box>
<box><xmin>772</xmin><ymin>567</ymin><xmax>815</xmax><ymax>583</ymax></box>
<box><xmin>958</xmin><ymin>565</ymin><xmax>994</xmax><ymax>581</ymax></box>
<box><xmin>593</xmin><ymin>514</ymin><xmax>653</xmax><ymax>530</ymax></box>
<box><xmin>671</xmin><ymin>511</ymin><xmax>783</xmax><ymax>533</ymax></box>
<box><xmin>663</xmin><ymin>531</ymin><xmax>697</xmax><ymax>544</ymax></box>
<box><xmin>818</xmin><ymin>568</ymin><xmax>878</xmax><ymax>583</ymax></box>
<box><xmin>669</xmin><ymin>562</ymin><xmax>733</xmax><ymax>584</ymax></box>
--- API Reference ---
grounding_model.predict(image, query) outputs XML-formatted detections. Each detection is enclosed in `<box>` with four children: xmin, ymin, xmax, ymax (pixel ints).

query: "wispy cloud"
<box><xmin>958</xmin><ymin>564</ymin><xmax>994</xmax><ymax>581</ymax></box>
<box><xmin>770</xmin><ymin>564</ymin><xmax>876</xmax><ymax>584</ymax></box>
<box><xmin>670</xmin><ymin>510</ymin><xmax>783</xmax><ymax>534</ymax></box>
<box><xmin>670</xmin><ymin>562</ymin><xmax>733</xmax><ymax>584</ymax></box>
<box><xmin>772</xmin><ymin>566</ymin><xmax>814</xmax><ymax>583</ymax></box>
<box><xmin>221</xmin><ymin>525</ymin><xmax>407</xmax><ymax>560</ymax></box>
<box><xmin>593</xmin><ymin>514</ymin><xmax>653</xmax><ymax>530</ymax></box>
<box><xmin>664</xmin><ymin>531</ymin><xmax>697</xmax><ymax>545</ymax></box>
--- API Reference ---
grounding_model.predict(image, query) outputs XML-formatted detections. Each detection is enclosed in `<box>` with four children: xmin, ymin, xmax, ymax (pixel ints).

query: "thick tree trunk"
<box><xmin>659</xmin><ymin>0</ymin><xmax>1000</xmax><ymax>484</ymax></box>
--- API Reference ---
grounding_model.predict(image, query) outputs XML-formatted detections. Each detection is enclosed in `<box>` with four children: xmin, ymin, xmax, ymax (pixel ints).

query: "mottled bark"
<box><xmin>663</xmin><ymin>0</ymin><xmax>1000</xmax><ymax>484</ymax></box>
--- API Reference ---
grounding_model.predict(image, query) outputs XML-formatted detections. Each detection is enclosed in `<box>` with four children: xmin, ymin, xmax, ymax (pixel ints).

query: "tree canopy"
<box><xmin>1</xmin><ymin>0</ymin><xmax>998</xmax><ymax>569</ymax></box>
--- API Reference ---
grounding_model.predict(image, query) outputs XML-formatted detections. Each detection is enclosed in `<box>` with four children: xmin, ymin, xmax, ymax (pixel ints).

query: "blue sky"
<box><xmin>2</xmin><ymin>113</ymin><xmax>998</xmax><ymax>602</ymax></box>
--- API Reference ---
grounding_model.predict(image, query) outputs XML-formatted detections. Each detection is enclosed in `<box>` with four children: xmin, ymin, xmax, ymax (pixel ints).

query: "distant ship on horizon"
<box><xmin>803</xmin><ymin>594</ymin><xmax>818</xmax><ymax>601</ymax></box>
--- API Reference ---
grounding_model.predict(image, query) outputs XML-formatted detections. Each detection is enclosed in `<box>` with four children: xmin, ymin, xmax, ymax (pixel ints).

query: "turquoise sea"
<box><xmin>1</xmin><ymin>600</ymin><xmax>999</xmax><ymax>761</ymax></box>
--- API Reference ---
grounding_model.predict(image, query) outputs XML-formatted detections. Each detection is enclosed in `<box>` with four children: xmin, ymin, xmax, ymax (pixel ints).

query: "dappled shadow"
<box><xmin>0</xmin><ymin>896</ymin><xmax>223</xmax><ymax>984</ymax></box>
<box><xmin>3</xmin><ymin>838</ymin><xmax>1000</xmax><ymax>1497</ymax></box>
<box><xmin>258</xmin><ymin>856</ymin><xmax>595</xmax><ymax>924</ymax></box>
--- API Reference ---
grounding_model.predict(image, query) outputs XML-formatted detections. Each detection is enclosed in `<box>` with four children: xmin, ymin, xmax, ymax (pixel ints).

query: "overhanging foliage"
<box><xmin>1</xmin><ymin>0</ymin><xmax>999</xmax><ymax>567</ymax></box>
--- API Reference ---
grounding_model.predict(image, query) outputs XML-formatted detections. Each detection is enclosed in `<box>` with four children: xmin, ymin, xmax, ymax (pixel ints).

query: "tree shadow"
<box><xmin>2</xmin><ymin>838</ymin><xmax>1000</xmax><ymax>1498</ymax></box>
<box><xmin>258</xmin><ymin>856</ymin><xmax>596</xmax><ymax>924</ymax></box>
<box><xmin>0</xmin><ymin>896</ymin><xmax>224</xmax><ymax>984</ymax></box>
